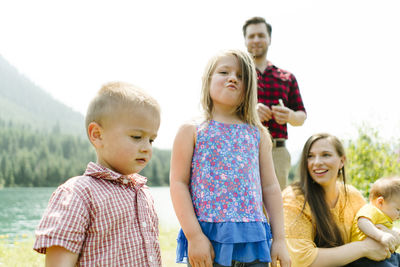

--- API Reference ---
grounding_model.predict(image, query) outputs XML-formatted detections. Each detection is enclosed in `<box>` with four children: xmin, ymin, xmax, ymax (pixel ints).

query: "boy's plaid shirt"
<box><xmin>34</xmin><ymin>162</ymin><xmax>162</xmax><ymax>266</ymax></box>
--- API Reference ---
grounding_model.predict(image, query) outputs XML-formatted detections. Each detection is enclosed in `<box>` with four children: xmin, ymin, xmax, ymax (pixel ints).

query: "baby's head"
<box><xmin>85</xmin><ymin>81</ymin><xmax>161</xmax><ymax>175</ymax></box>
<box><xmin>200</xmin><ymin>49</ymin><xmax>262</xmax><ymax>127</ymax></box>
<box><xmin>370</xmin><ymin>176</ymin><xmax>400</xmax><ymax>221</ymax></box>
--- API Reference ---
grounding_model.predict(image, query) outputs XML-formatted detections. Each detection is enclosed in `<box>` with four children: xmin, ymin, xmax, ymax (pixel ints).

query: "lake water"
<box><xmin>0</xmin><ymin>187</ymin><xmax>180</xmax><ymax>238</ymax></box>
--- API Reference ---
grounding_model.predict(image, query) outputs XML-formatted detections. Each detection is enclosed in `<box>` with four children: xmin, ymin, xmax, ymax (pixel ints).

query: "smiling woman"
<box><xmin>282</xmin><ymin>133</ymin><xmax>395</xmax><ymax>267</ymax></box>
<box><xmin>306</xmin><ymin>138</ymin><xmax>345</xmax><ymax>192</ymax></box>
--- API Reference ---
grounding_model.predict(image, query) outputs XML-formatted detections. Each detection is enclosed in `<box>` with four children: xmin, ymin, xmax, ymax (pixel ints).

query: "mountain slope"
<box><xmin>0</xmin><ymin>55</ymin><xmax>85</xmax><ymax>136</ymax></box>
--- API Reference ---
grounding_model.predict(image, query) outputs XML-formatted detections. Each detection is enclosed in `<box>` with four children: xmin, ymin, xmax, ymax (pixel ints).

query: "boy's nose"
<box><xmin>140</xmin><ymin>140</ymin><xmax>152</xmax><ymax>152</ymax></box>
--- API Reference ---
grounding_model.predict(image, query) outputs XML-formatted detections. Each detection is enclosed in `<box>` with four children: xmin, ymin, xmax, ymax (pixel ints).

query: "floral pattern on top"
<box><xmin>190</xmin><ymin>120</ymin><xmax>266</xmax><ymax>223</ymax></box>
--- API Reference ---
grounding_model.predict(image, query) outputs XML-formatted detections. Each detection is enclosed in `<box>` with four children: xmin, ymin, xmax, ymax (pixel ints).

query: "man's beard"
<box><xmin>249</xmin><ymin>47</ymin><xmax>267</xmax><ymax>59</ymax></box>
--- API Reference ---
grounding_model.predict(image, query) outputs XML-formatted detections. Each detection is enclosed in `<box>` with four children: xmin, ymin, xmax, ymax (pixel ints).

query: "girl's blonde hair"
<box><xmin>200</xmin><ymin>49</ymin><xmax>265</xmax><ymax>132</ymax></box>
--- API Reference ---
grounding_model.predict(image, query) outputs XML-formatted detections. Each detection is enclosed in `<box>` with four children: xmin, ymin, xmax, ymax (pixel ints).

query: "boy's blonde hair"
<box><xmin>85</xmin><ymin>81</ymin><xmax>160</xmax><ymax>135</ymax></box>
<box><xmin>200</xmin><ymin>49</ymin><xmax>265</xmax><ymax>132</ymax></box>
<box><xmin>370</xmin><ymin>176</ymin><xmax>400</xmax><ymax>201</ymax></box>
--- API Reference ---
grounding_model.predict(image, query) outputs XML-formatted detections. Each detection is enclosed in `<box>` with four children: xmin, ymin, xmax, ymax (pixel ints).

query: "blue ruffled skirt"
<box><xmin>176</xmin><ymin>221</ymin><xmax>272</xmax><ymax>266</ymax></box>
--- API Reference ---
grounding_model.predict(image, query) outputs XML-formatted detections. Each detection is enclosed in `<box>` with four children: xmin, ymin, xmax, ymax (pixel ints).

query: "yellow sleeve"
<box><xmin>283</xmin><ymin>186</ymin><xmax>318</xmax><ymax>267</ymax></box>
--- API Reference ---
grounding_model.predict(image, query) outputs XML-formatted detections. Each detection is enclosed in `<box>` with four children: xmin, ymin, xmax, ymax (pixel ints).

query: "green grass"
<box><xmin>0</xmin><ymin>234</ymin><xmax>44</xmax><ymax>267</ymax></box>
<box><xmin>0</xmin><ymin>228</ymin><xmax>182</xmax><ymax>267</ymax></box>
<box><xmin>2</xmin><ymin>225</ymin><xmax>399</xmax><ymax>266</ymax></box>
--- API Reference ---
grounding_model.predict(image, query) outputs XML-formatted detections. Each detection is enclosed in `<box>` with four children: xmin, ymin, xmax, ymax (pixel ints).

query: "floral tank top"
<box><xmin>190</xmin><ymin>120</ymin><xmax>266</xmax><ymax>223</ymax></box>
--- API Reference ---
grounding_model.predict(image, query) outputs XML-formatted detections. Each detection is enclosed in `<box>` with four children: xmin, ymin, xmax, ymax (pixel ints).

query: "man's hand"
<box><xmin>271</xmin><ymin>105</ymin><xmax>291</xmax><ymax>125</ymax></box>
<box><xmin>257</xmin><ymin>103</ymin><xmax>272</xmax><ymax>122</ymax></box>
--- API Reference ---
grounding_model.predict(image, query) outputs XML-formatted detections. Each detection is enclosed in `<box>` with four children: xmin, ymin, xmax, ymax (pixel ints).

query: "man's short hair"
<box><xmin>370</xmin><ymin>176</ymin><xmax>400</xmax><ymax>201</ymax></box>
<box><xmin>242</xmin><ymin>16</ymin><xmax>272</xmax><ymax>37</ymax></box>
<box><xmin>85</xmin><ymin>81</ymin><xmax>160</xmax><ymax>134</ymax></box>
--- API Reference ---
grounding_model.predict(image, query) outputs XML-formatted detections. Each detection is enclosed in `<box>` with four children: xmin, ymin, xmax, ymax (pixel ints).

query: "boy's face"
<box><xmin>379</xmin><ymin>196</ymin><xmax>400</xmax><ymax>221</ymax></box>
<box><xmin>96</xmin><ymin>105</ymin><xmax>160</xmax><ymax>175</ymax></box>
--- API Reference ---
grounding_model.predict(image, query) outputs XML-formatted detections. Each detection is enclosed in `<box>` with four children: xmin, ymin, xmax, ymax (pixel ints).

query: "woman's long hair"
<box><xmin>294</xmin><ymin>133</ymin><xmax>347</xmax><ymax>247</ymax></box>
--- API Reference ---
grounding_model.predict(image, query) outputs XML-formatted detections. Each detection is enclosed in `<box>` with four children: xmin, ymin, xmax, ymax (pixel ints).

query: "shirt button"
<box><xmin>149</xmin><ymin>256</ymin><xmax>153</xmax><ymax>262</ymax></box>
<box><xmin>142</xmin><ymin>222</ymin><xmax>147</xmax><ymax>227</ymax></box>
<box><xmin>122</xmin><ymin>178</ymin><xmax>129</xmax><ymax>184</ymax></box>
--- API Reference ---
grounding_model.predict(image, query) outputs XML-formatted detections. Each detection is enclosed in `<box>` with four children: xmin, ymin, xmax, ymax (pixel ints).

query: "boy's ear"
<box><xmin>88</xmin><ymin>122</ymin><xmax>103</xmax><ymax>148</ymax></box>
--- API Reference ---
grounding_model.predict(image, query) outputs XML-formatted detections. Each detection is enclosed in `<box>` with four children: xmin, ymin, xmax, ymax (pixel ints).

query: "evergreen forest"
<box><xmin>0</xmin><ymin>118</ymin><xmax>171</xmax><ymax>188</ymax></box>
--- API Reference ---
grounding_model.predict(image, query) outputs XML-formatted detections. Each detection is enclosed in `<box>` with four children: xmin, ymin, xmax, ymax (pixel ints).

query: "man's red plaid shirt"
<box><xmin>257</xmin><ymin>62</ymin><xmax>306</xmax><ymax>139</ymax></box>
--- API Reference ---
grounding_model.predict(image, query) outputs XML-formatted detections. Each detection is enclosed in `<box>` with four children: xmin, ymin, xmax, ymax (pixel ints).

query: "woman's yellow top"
<box><xmin>282</xmin><ymin>183</ymin><xmax>366</xmax><ymax>267</ymax></box>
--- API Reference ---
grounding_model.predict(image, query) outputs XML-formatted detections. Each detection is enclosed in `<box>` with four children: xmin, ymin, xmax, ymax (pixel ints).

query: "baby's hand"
<box><xmin>380</xmin><ymin>232</ymin><xmax>397</xmax><ymax>253</ymax></box>
<box><xmin>376</xmin><ymin>225</ymin><xmax>400</xmax><ymax>250</ymax></box>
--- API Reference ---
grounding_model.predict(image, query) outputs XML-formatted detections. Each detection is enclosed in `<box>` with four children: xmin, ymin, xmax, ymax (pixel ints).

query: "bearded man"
<box><xmin>243</xmin><ymin>17</ymin><xmax>307</xmax><ymax>190</ymax></box>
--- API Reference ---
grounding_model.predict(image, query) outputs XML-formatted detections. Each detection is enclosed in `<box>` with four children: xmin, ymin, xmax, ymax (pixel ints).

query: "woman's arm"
<box><xmin>259</xmin><ymin>131</ymin><xmax>290</xmax><ymax>267</ymax></box>
<box><xmin>169</xmin><ymin>123</ymin><xmax>214</xmax><ymax>267</ymax></box>
<box><xmin>310</xmin><ymin>237</ymin><xmax>390</xmax><ymax>267</ymax></box>
<box><xmin>46</xmin><ymin>246</ymin><xmax>78</xmax><ymax>267</ymax></box>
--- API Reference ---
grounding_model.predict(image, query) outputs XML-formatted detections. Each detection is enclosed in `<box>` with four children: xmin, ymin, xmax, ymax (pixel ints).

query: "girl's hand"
<box><xmin>270</xmin><ymin>238</ymin><xmax>291</xmax><ymax>267</ymax></box>
<box><xmin>187</xmin><ymin>233</ymin><xmax>215</xmax><ymax>267</ymax></box>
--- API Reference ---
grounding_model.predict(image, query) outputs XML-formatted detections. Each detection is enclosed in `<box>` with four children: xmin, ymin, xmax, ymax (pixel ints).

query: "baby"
<box><xmin>350</xmin><ymin>176</ymin><xmax>400</xmax><ymax>266</ymax></box>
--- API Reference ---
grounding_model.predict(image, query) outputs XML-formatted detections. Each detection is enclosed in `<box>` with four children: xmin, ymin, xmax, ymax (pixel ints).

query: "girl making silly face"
<box><xmin>209</xmin><ymin>55</ymin><xmax>244</xmax><ymax>121</ymax></box>
<box><xmin>170</xmin><ymin>50</ymin><xmax>290</xmax><ymax>267</ymax></box>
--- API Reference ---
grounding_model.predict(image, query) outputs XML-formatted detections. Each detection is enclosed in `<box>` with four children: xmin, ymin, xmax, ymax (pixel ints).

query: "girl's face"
<box><xmin>209</xmin><ymin>55</ymin><xmax>244</xmax><ymax>109</ymax></box>
<box><xmin>307</xmin><ymin>138</ymin><xmax>345</xmax><ymax>189</ymax></box>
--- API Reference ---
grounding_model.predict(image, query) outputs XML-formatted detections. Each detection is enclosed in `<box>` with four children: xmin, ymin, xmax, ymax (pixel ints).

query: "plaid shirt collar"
<box><xmin>259</xmin><ymin>61</ymin><xmax>277</xmax><ymax>73</ymax></box>
<box><xmin>84</xmin><ymin>162</ymin><xmax>147</xmax><ymax>190</ymax></box>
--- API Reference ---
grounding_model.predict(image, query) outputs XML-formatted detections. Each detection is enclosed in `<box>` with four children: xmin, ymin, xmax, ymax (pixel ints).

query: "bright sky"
<box><xmin>1</xmin><ymin>0</ymin><xmax>399</xmax><ymax>162</ymax></box>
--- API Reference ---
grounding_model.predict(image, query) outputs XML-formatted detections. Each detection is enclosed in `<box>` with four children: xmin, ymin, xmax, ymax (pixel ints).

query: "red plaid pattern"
<box><xmin>34</xmin><ymin>162</ymin><xmax>161</xmax><ymax>266</ymax></box>
<box><xmin>257</xmin><ymin>62</ymin><xmax>306</xmax><ymax>139</ymax></box>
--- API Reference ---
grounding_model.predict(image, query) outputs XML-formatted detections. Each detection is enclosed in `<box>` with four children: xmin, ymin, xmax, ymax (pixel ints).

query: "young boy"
<box><xmin>350</xmin><ymin>176</ymin><xmax>400</xmax><ymax>266</ymax></box>
<box><xmin>34</xmin><ymin>81</ymin><xmax>162</xmax><ymax>266</ymax></box>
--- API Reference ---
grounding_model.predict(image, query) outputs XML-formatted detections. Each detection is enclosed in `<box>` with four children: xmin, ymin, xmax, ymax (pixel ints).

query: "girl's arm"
<box><xmin>169</xmin><ymin>123</ymin><xmax>214</xmax><ymax>267</ymax></box>
<box><xmin>46</xmin><ymin>246</ymin><xmax>78</xmax><ymax>267</ymax></box>
<box><xmin>258</xmin><ymin>131</ymin><xmax>290</xmax><ymax>267</ymax></box>
<box><xmin>310</xmin><ymin>237</ymin><xmax>390</xmax><ymax>267</ymax></box>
